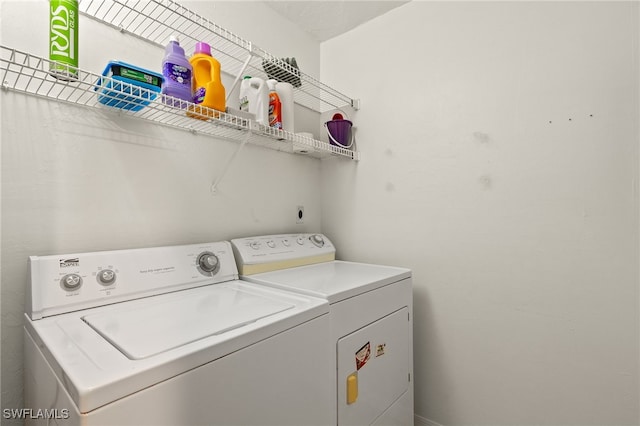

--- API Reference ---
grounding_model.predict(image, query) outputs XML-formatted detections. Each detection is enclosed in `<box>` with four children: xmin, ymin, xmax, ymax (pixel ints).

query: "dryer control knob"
<box><xmin>61</xmin><ymin>274</ymin><xmax>82</xmax><ymax>291</ymax></box>
<box><xmin>97</xmin><ymin>269</ymin><xmax>116</xmax><ymax>286</ymax></box>
<box><xmin>296</xmin><ymin>236</ymin><xmax>305</xmax><ymax>245</ymax></box>
<box><xmin>310</xmin><ymin>234</ymin><xmax>325</xmax><ymax>247</ymax></box>
<box><xmin>198</xmin><ymin>252</ymin><xmax>220</xmax><ymax>274</ymax></box>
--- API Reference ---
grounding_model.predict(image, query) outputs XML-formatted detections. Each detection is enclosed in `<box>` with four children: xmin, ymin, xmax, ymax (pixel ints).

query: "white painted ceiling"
<box><xmin>263</xmin><ymin>1</ymin><xmax>411</xmax><ymax>41</ymax></box>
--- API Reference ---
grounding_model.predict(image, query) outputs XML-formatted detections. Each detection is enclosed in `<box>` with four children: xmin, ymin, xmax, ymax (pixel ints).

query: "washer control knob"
<box><xmin>310</xmin><ymin>234</ymin><xmax>325</xmax><ymax>247</ymax></box>
<box><xmin>97</xmin><ymin>269</ymin><xmax>116</xmax><ymax>286</ymax></box>
<box><xmin>267</xmin><ymin>240</ymin><xmax>276</xmax><ymax>248</ymax></box>
<box><xmin>297</xmin><ymin>236</ymin><xmax>305</xmax><ymax>245</ymax></box>
<box><xmin>198</xmin><ymin>252</ymin><xmax>220</xmax><ymax>274</ymax></box>
<box><xmin>250</xmin><ymin>241</ymin><xmax>261</xmax><ymax>250</ymax></box>
<box><xmin>282</xmin><ymin>239</ymin><xmax>290</xmax><ymax>247</ymax></box>
<box><xmin>61</xmin><ymin>274</ymin><xmax>82</xmax><ymax>291</ymax></box>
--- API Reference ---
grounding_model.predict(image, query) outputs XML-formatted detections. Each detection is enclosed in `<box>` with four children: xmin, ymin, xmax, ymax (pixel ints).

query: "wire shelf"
<box><xmin>79</xmin><ymin>0</ymin><xmax>359</xmax><ymax>113</ymax></box>
<box><xmin>0</xmin><ymin>46</ymin><xmax>359</xmax><ymax>161</ymax></box>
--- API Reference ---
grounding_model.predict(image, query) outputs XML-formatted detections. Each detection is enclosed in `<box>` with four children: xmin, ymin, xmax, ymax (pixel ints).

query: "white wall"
<box><xmin>321</xmin><ymin>2</ymin><xmax>639</xmax><ymax>425</ymax></box>
<box><xmin>0</xmin><ymin>0</ymin><xmax>322</xmax><ymax>418</ymax></box>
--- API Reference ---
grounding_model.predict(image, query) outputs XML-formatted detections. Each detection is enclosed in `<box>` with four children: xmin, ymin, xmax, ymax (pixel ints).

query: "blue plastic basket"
<box><xmin>95</xmin><ymin>61</ymin><xmax>163</xmax><ymax>111</ymax></box>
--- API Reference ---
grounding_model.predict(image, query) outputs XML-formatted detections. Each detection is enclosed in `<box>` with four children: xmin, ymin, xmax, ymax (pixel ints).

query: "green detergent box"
<box><xmin>95</xmin><ymin>61</ymin><xmax>163</xmax><ymax>111</ymax></box>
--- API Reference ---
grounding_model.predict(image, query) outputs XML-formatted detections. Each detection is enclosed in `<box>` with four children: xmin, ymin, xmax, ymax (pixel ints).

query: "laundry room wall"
<box><xmin>0</xmin><ymin>0</ymin><xmax>322</xmax><ymax>417</ymax></box>
<box><xmin>321</xmin><ymin>2</ymin><xmax>640</xmax><ymax>426</ymax></box>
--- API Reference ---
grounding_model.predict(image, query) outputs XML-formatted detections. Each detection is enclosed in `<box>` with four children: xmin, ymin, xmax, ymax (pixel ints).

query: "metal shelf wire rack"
<box><xmin>79</xmin><ymin>0</ymin><xmax>360</xmax><ymax>114</ymax></box>
<box><xmin>0</xmin><ymin>46</ymin><xmax>358</xmax><ymax>161</ymax></box>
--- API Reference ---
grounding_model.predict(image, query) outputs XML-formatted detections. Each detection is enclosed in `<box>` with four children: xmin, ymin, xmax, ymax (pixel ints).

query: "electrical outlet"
<box><xmin>296</xmin><ymin>206</ymin><xmax>304</xmax><ymax>224</ymax></box>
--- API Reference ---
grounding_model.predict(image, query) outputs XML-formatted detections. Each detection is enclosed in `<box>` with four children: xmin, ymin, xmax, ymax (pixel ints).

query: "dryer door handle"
<box><xmin>346</xmin><ymin>372</ymin><xmax>358</xmax><ymax>405</ymax></box>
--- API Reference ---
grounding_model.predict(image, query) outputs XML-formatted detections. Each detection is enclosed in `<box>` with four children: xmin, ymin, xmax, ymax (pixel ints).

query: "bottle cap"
<box><xmin>194</xmin><ymin>42</ymin><xmax>212</xmax><ymax>56</ymax></box>
<box><xmin>243</xmin><ymin>75</ymin><xmax>251</xmax><ymax>79</ymax></box>
<box><xmin>267</xmin><ymin>79</ymin><xmax>277</xmax><ymax>91</ymax></box>
<box><xmin>169</xmin><ymin>35</ymin><xmax>180</xmax><ymax>44</ymax></box>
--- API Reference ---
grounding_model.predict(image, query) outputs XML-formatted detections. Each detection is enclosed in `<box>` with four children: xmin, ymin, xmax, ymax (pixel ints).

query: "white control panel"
<box><xmin>231</xmin><ymin>233</ymin><xmax>336</xmax><ymax>275</ymax></box>
<box><xmin>27</xmin><ymin>241</ymin><xmax>238</xmax><ymax>320</ymax></box>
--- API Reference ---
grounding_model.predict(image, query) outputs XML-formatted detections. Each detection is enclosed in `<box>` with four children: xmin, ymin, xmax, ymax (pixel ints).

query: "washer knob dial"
<box><xmin>61</xmin><ymin>274</ymin><xmax>82</xmax><ymax>291</ymax></box>
<box><xmin>297</xmin><ymin>236</ymin><xmax>305</xmax><ymax>245</ymax></box>
<box><xmin>267</xmin><ymin>240</ymin><xmax>276</xmax><ymax>248</ymax></box>
<box><xmin>310</xmin><ymin>234</ymin><xmax>325</xmax><ymax>247</ymax></box>
<box><xmin>97</xmin><ymin>269</ymin><xmax>116</xmax><ymax>286</ymax></box>
<box><xmin>198</xmin><ymin>252</ymin><xmax>220</xmax><ymax>274</ymax></box>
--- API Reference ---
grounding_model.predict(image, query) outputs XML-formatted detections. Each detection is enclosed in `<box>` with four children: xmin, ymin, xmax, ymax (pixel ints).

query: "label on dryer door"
<box><xmin>355</xmin><ymin>342</ymin><xmax>371</xmax><ymax>370</ymax></box>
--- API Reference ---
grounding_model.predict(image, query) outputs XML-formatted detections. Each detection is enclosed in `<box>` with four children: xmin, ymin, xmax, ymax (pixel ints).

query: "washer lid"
<box><xmin>26</xmin><ymin>281</ymin><xmax>328</xmax><ymax>413</ymax></box>
<box><xmin>244</xmin><ymin>261</ymin><xmax>411</xmax><ymax>304</ymax></box>
<box><xmin>83</xmin><ymin>286</ymin><xmax>294</xmax><ymax>359</ymax></box>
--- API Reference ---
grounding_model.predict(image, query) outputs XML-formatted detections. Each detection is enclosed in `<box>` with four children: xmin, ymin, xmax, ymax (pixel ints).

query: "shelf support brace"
<box><xmin>210</xmin><ymin>131</ymin><xmax>252</xmax><ymax>194</ymax></box>
<box><xmin>225</xmin><ymin>53</ymin><xmax>253</xmax><ymax>103</ymax></box>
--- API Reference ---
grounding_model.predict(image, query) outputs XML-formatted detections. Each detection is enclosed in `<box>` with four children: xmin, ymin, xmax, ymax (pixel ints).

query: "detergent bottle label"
<box><xmin>163</xmin><ymin>62</ymin><xmax>191</xmax><ymax>86</ymax></box>
<box><xmin>268</xmin><ymin>92</ymin><xmax>282</xmax><ymax>129</ymax></box>
<box><xmin>193</xmin><ymin>87</ymin><xmax>206</xmax><ymax>104</ymax></box>
<box><xmin>239</xmin><ymin>95</ymin><xmax>249</xmax><ymax>112</ymax></box>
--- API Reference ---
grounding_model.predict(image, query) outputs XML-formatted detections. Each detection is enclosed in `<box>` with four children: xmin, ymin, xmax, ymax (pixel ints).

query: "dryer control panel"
<box><xmin>231</xmin><ymin>233</ymin><xmax>336</xmax><ymax>275</ymax></box>
<box><xmin>27</xmin><ymin>241</ymin><xmax>238</xmax><ymax>320</ymax></box>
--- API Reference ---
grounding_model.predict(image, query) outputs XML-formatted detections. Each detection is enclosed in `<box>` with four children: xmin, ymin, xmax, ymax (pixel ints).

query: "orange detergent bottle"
<box><xmin>188</xmin><ymin>41</ymin><xmax>226</xmax><ymax>119</ymax></box>
<box><xmin>267</xmin><ymin>79</ymin><xmax>282</xmax><ymax>129</ymax></box>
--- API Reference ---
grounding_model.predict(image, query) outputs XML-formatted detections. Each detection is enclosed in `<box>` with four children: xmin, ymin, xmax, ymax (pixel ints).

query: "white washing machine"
<box><xmin>24</xmin><ymin>241</ymin><xmax>333</xmax><ymax>426</ymax></box>
<box><xmin>231</xmin><ymin>234</ymin><xmax>414</xmax><ymax>426</ymax></box>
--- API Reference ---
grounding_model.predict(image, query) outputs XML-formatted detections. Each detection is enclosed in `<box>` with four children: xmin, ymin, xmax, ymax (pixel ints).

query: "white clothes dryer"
<box><xmin>24</xmin><ymin>241</ymin><xmax>333</xmax><ymax>426</ymax></box>
<box><xmin>232</xmin><ymin>234</ymin><xmax>414</xmax><ymax>426</ymax></box>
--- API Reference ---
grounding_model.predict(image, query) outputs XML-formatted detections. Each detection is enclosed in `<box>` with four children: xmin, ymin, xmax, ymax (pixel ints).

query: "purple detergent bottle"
<box><xmin>161</xmin><ymin>35</ymin><xmax>193</xmax><ymax>108</ymax></box>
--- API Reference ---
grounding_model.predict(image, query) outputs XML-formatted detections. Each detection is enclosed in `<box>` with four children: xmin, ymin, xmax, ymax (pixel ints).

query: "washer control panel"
<box><xmin>27</xmin><ymin>241</ymin><xmax>238</xmax><ymax>320</ymax></box>
<box><xmin>231</xmin><ymin>233</ymin><xmax>336</xmax><ymax>275</ymax></box>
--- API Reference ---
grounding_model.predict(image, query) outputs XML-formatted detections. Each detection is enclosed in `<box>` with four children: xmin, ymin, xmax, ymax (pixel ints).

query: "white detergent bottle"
<box><xmin>239</xmin><ymin>76</ymin><xmax>269</xmax><ymax>125</ymax></box>
<box><xmin>276</xmin><ymin>81</ymin><xmax>294</xmax><ymax>133</ymax></box>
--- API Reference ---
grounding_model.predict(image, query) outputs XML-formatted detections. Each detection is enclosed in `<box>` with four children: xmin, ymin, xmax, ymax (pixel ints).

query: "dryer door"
<box><xmin>337</xmin><ymin>307</ymin><xmax>410</xmax><ymax>426</ymax></box>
